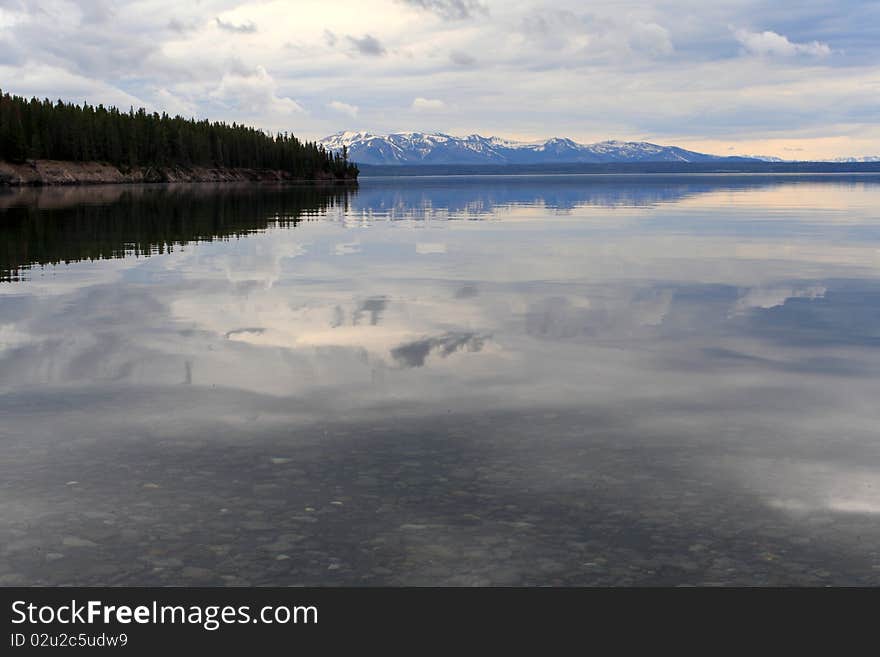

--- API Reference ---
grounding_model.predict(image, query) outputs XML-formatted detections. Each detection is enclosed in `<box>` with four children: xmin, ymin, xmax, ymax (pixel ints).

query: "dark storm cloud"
<box><xmin>449</xmin><ymin>50</ymin><xmax>476</xmax><ymax>66</ymax></box>
<box><xmin>399</xmin><ymin>0</ymin><xmax>489</xmax><ymax>20</ymax></box>
<box><xmin>391</xmin><ymin>332</ymin><xmax>489</xmax><ymax>368</ymax></box>
<box><xmin>225</xmin><ymin>328</ymin><xmax>267</xmax><ymax>339</ymax></box>
<box><xmin>347</xmin><ymin>34</ymin><xmax>386</xmax><ymax>56</ymax></box>
<box><xmin>215</xmin><ymin>17</ymin><xmax>257</xmax><ymax>34</ymax></box>
<box><xmin>167</xmin><ymin>18</ymin><xmax>197</xmax><ymax>34</ymax></box>
<box><xmin>454</xmin><ymin>284</ymin><xmax>479</xmax><ymax>299</ymax></box>
<box><xmin>354</xmin><ymin>297</ymin><xmax>389</xmax><ymax>326</ymax></box>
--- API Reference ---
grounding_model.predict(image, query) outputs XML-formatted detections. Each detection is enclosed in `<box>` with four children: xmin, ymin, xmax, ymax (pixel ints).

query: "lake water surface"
<box><xmin>2</xmin><ymin>174</ymin><xmax>880</xmax><ymax>585</ymax></box>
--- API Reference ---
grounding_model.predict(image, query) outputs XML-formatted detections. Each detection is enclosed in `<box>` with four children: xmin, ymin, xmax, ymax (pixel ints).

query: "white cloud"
<box><xmin>0</xmin><ymin>1</ymin><xmax>875</xmax><ymax>158</ymax></box>
<box><xmin>211</xmin><ymin>66</ymin><xmax>305</xmax><ymax>117</ymax></box>
<box><xmin>734</xmin><ymin>29</ymin><xmax>832</xmax><ymax>57</ymax></box>
<box><xmin>734</xmin><ymin>285</ymin><xmax>826</xmax><ymax>313</ymax></box>
<box><xmin>412</xmin><ymin>97</ymin><xmax>446</xmax><ymax>111</ymax></box>
<box><xmin>0</xmin><ymin>7</ymin><xmax>22</xmax><ymax>30</ymax></box>
<box><xmin>153</xmin><ymin>87</ymin><xmax>198</xmax><ymax>118</ymax></box>
<box><xmin>629</xmin><ymin>22</ymin><xmax>674</xmax><ymax>57</ymax></box>
<box><xmin>328</xmin><ymin>100</ymin><xmax>359</xmax><ymax>118</ymax></box>
<box><xmin>0</xmin><ymin>62</ymin><xmax>148</xmax><ymax>109</ymax></box>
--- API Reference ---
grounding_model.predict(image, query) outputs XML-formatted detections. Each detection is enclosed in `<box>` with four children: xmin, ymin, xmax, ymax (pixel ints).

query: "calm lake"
<box><xmin>2</xmin><ymin>174</ymin><xmax>880</xmax><ymax>585</ymax></box>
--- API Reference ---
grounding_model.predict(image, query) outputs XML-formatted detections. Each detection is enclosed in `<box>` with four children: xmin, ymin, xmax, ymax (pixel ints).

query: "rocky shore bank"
<box><xmin>0</xmin><ymin>160</ymin><xmax>356</xmax><ymax>186</ymax></box>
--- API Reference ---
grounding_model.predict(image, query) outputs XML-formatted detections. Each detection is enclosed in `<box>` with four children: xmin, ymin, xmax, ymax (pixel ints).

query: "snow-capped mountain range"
<box><xmin>318</xmin><ymin>131</ymin><xmax>765</xmax><ymax>165</ymax></box>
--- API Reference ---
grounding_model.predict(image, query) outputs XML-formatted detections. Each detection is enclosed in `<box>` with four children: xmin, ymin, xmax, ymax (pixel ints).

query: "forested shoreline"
<box><xmin>0</xmin><ymin>88</ymin><xmax>357</xmax><ymax>182</ymax></box>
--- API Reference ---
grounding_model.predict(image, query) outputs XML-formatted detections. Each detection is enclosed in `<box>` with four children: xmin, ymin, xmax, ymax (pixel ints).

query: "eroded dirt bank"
<box><xmin>0</xmin><ymin>160</ymin><xmax>355</xmax><ymax>185</ymax></box>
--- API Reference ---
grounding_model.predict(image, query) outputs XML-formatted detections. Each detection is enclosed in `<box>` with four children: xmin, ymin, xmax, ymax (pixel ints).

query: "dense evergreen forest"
<box><xmin>0</xmin><ymin>88</ymin><xmax>357</xmax><ymax>179</ymax></box>
<box><xmin>0</xmin><ymin>184</ymin><xmax>354</xmax><ymax>281</ymax></box>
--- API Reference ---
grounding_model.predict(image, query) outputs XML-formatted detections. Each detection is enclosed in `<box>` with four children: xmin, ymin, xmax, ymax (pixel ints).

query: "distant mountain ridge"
<box><xmin>318</xmin><ymin>131</ymin><xmax>764</xmax><ymax>165</ymax></box>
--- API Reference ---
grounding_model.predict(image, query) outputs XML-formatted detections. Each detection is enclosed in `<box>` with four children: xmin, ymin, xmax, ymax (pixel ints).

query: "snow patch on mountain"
<box><xmin>318</xmin><ymin>131</ymin><xmax>764</xmax><ymax>165</ymax></box>
<box><xmin>831</xmin><ymin>155</ymin><xmax>880</xmax><ymax>163</ymax></box>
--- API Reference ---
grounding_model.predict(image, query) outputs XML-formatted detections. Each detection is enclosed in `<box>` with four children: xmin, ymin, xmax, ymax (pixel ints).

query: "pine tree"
<box><xmin>2</xmin><ymin>106</ymin><xmax>28</xmax><ymax>163</ymax></box>
<box><xmin>0</xmin><ymin>89</ymin><xmax>358</xmax><ymax>179</ymax></box>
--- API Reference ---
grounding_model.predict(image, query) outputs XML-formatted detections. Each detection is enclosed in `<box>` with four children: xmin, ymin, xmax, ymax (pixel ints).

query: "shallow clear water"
<box><xmin>2</xmin><ymin>174</ymin><xmax>880</xmax><ymax>585</ymax></box>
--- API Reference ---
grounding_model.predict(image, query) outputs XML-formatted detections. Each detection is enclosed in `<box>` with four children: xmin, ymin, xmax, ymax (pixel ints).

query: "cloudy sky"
<box><xmin>0</xmin><ymin>0</ymin><xmax>878</xmax><ymax>158</ymax></box>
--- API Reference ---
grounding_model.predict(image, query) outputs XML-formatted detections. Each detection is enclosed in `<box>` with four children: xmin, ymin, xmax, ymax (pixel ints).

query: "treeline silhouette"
<box><xmin>0</xmin><ymin>88</ymin><xmax>357</xmax><ymax>179</ymax></box>
<box><xmin>1</xmin><ymin>185</ymin><xmax>354</xmax><ymax>281</ymax></box>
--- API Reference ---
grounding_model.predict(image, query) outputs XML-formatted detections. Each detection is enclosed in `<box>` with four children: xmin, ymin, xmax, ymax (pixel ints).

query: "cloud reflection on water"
<box><xmin>1</xmin><ymin>175</ymin><xmax>880</xmax><ymax>584</ymax></box>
